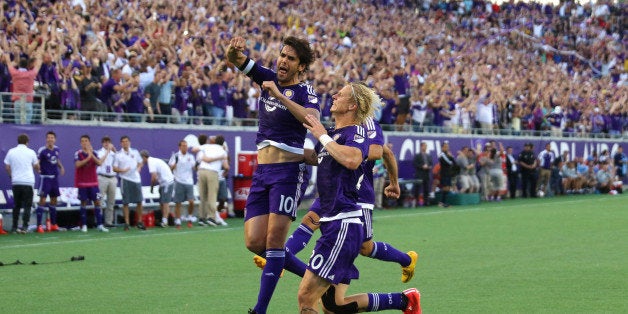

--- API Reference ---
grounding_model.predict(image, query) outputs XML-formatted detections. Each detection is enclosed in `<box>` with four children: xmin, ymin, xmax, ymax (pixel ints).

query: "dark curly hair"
<box><xmin>282</xmin><ymin>36</ymin><xmax>315</xmax><ymax>72</ymax></box>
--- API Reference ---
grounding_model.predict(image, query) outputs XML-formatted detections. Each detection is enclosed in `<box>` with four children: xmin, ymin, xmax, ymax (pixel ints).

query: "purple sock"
<box><xmin>285</xmin><ymin>223</ymin><xmax>314</xmax><ymax>255</ymax></box>
<box><xmin>48</xmin><ymin>206</ymin><xmax>57</xmax><ymax>225</ymax></box>
<box><xmin>80</xmin><ymin>207</ymin><xmax>87</xmax><ymax>226</ymax></box>
<box><xmin>36</xmin><ymin>206</ymin><xmax>45</xmax><ymax>225</ymax></box>
<box><xmin>254</xmin><ymin>249</ymin><xmax>285</xmax><ymax>314</ymax></box>
<box><xmin>367</xmin><ymin>292</ymin><xmax>405</xmax><ymax>311</ymax></box>
<box><xmin>370</xmin><ymin>242</ymin><xmax>412</xmax><ymax>267</ymax></box>
<box><xmin>94</xmin><ymin>207</ymin><xmax>103</xmax><ymax>225</ymax></box>
<box><xmin>283</xmin><ymin>249</ymin><xmax>306</xmax><ymax>277</ymax></box>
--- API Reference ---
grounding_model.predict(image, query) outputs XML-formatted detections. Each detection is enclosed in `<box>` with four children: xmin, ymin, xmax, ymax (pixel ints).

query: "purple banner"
<box><xmin>0</xmin><ymin>124</ymin><xmax>625</xmax><ymax>193</ymax></box>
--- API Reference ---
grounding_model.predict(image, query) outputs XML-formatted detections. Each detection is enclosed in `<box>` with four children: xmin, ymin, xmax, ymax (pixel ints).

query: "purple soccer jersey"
<box><xmin>358</xmin><ymin>117</ymin><xmax>385</xmax><ymax>205</ymax></box>
<box><xmin>241</xmin><ymin>62</ymin><xmax>320</xmax><ymax>152</ymax></box>
<box><xmin>315</xmin><ymin>125</ymin><xmax>369</xmax><ymax>219</ymax></box>
<box><xmin>38</xmin><ymin>146</ymin><xmax>61</xmax><ymax>176</ymax></box>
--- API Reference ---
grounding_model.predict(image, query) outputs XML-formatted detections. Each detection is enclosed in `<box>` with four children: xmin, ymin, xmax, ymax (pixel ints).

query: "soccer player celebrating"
<box><xmin>36</xmin><ymin>131</ymin><xmax>65</xmax><ymax>232</ymax></box>
<box><xmin>74</xmin><ymin>135</ymin><xmax>110</xmax><ymax>232</ymax></box>
<box><xmin>298</xmin><ymin>82</ymin><xmax>421</xmax><ymax>313</ymax></box>
<box><xmin>227</xmin><ymin>35</ymin><xmax>320</xmax><ymax>314</ymax></box>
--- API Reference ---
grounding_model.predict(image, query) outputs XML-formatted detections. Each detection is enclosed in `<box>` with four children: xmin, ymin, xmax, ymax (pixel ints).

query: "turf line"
<box><xmin>0</xmin><ymin>226</ymin><xmax>242</xmax><ymax>250</ymax></box>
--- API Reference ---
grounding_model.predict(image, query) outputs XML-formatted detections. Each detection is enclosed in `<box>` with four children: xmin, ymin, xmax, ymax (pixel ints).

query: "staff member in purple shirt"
<box><xmin>227</xmin><ymin>35</ymin><xmax>319</xmax><ymax>314</ymax></box>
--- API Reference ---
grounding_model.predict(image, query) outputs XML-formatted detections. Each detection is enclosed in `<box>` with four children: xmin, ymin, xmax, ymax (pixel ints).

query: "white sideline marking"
<box><xmin>0</xmin><ymin>226</ymin><xmax>242</xmax><ymax>250</ymax></box>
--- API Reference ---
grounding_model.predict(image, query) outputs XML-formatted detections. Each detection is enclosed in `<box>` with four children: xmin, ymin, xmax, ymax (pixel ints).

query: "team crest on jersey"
<box><xmin>353</xmin><ymin>133</ymin><xmax>365</xmax><ymax>144</ymax></box>
<box><xmin>367</xmin><ymin>130</ymin><xmax>377</xmax><ymax>139</ymax></box>
<box><xmin>283</xmin><ymin>89</ymin><xmax>294</xmax><ymax>99</ymax></box>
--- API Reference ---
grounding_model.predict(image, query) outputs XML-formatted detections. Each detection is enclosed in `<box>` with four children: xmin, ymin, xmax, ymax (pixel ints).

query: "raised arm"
<box><xmin>304</xmin><ymin>114</ymin><xmax>363</xmax><ymax>170</ymax></box>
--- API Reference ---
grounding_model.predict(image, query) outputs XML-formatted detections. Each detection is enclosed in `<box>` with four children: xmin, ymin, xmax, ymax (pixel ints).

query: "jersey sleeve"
<box><xmin>341</xmin><ymin>125</ymin><xmax>369</xmax><ymax>159</ymax></box>
<box><xmin>299</xmin><ymin>83</ymin><xmax>320</xmax><ymax>111</ymax></box>
<box><xmin>243</xmin><ymin>62</ymin><xmax>276</xmax><ymax>87</ymax></box>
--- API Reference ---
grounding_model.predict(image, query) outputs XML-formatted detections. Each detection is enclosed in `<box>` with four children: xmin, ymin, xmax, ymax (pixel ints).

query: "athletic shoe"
<box><xmin>36</xmin><ymin>225</ymin><xmax>45</xmax><ymax>233</ymax></box>
<box><xmin>187</xmin><ymin>221</ymin><xmax>193</xmax><ymax>228</ymax></box>
<box><xmin>81</xmin><ymin>225</ymin><xmax>88</xmax><ymax>233</ymax></box>
<box><xmin>12</xmin><ymin>228</ymin><xmax>26</xmax><ymax>234</ymax></box>
<box><xmin>97</xmin><ymin>225</ymin><xmax>109</xmax><ymax>232</ymax></box>
<box><xmin>137</xmin><ymin>222</ymin><xmax>146</xmax><ymax>230</ymax></box>
<box><xmin>215</xmin><ymin>217</ymin><xmax>228</xmax><ymax>226</ymax></box>
<box><xmin>188</xmin><ymin>215</ymin><xmax>198</xmax><ymax>223</ymax></box>
<box><xmin>206</xmin><ymin>218</ymin><xmax>218</xmax><ymax>227</ymax></box>
<box><xmin>401</xmin><ymin>251</ymin><xmax>419</xmax><ymax>283</ymax></box>
<box><xmin>197</xmin><ymin>219</ymin><xmax>207</xmax><ymax>226</ymax></box>
<box><xmin>253</xmin><ymin>255</ymin><xmax>284</xmax><ymax>277</ymax></box>
<box><xmin>124</xmin><ymin>224</ymin><xmax>130</xmax><ymax>231</ymax></box>
<box><xmin>438</xmin><ymin>202</ymin><xmax>450</xmax><ymax>208</ymax></box>
<box><xmin>248</xmin><ymin>309</ymin><xmax>257</xmax><ymax>314</ymax></box>
<box><xmin>159</xmin><ymin>221</ymin><xmax>168</xmax><ymax>228</ymax></box>
<box><xmin>402</xmin><ymin>288</ymin><xmax>422</xmax><ymax>314</ymax></box>
<box><xmin>50</xmin><ymin>224</ymin><xmax>59</xmax><ymax>232</ymax></box>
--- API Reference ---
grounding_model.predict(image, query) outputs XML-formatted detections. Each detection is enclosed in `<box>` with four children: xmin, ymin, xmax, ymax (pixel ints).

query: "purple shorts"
<box><xmin>244</xmin><ymin>162</ymin><xmax>306</xmax><ymax>221</ymax></box>
<box><xmin>310</xmin><ymin>201</ymin><xmax>373</xmax><ymax>242</ymax></box>
<box><xmin>78</xmin><ymin>186</ymin><xmax>100</xmax><ymax>202</ymax></box>
<box><xmin>307</xmin><ymin>218</ymin><xmax>363</xmax><ymax>285</ymax></box>
<box><xmin>38</xmin><ymin>177</ymin><xmax>60</xmax><ymax>198</ymax></box>
<box><xmin>361</xmin><ymin>206</ymin><xmax>374</xmax><ymax>242</ymax></box>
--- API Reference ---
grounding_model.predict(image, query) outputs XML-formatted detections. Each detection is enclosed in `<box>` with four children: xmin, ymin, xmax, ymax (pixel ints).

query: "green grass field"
<box><xmin>1</xmin><ymin>194</ymin><xmax>626</xmax><ymax>313</ymax></box>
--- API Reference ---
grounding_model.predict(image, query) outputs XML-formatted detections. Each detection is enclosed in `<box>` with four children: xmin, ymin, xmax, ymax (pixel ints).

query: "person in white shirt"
<box><xmin>195</xmin><ymin>134</ymin><xmax>228</xmax><ymax>226</ymax></box>
<box><xmin>113</xmin><ymin>135</ymin><xmax>144</xmax><ymax>230</ymax></box>
<box><xmin>169</xmin><ymin>140</ymin><xmax>197</xmax><ymax>227</ymax></box>
<box><xmin>211</xmin><ymin>136</ymin><xmax>232</xmax><ymax>223</ymax></box>
<box><xmin>4</xmin><ymin>134</ymin><xmax>40</xmax><ymax>233</ymax></box>
<box><xmin>96</xmin><ymin>136</ymin><xmax>117</xmax><ymax>227</ymax></box>
<box><xmin>141</xmin><ymin>150</ymin><xmax>175</xmax><ymax>228</ymax></box>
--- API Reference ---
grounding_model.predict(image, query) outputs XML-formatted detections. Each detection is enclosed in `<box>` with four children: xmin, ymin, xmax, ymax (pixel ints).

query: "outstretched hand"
<box><xmin>227</xmin><ymin>36</ymin><xmax>245</xmax><ymax>63</ymax></box>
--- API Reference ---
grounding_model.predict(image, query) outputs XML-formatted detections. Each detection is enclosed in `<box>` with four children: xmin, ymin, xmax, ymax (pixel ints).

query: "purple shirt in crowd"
<box><xmin>126</xmin><ymin>86</ymin><xmax>145</xmax><ymax>114</ymax></box>
<box><xmin>210</xmin><ymin>81</ymin><xmax>228</xmax><ymax>110</ymax></box>
<box><xmin>37</xmin><ymin>63</ymin><xmax>61</xmax><ymax>93</ymax></box>
<box><xmin>173</xmin><ymin>84</ymin><xmax>193</xmax><ymax>113</ymax></box>
<box><xmin>0</xmin><ymin>63</ymin><xmax>10</xmax><ymax>92</ymax></box>
<box><xmin>100</xmin><ymin>78</ymin><xmax>118</xmax><ymax>109</ymax></box>
<box><xmin>379</xmin><ymin>97</ymin><xmax>396</xmax><ymax>125</ymax></box>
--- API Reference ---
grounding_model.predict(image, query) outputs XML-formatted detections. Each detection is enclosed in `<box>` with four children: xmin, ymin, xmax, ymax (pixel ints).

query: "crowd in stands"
<box><xmin>0</xmin><ymin>0</ymin><xmax>626</xmax><ymax>136</ymax></box>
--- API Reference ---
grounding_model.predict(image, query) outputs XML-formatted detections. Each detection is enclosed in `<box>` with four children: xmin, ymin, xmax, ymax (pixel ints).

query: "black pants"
<box><xmin>507</xmin><ymin>172</ymin><xmax>519</xmax><ymax>199</ymax></box>
<box><xmin>414</xmin><ymin>172</ymin><xmax>430</xmax><ymax>200</ymax></box>
<box><xmin>12</xmin><ymin>185</ymin><xmax>33</xmax><ymax>230</ymax></box>
<box><xmin>520</xmin><ymin>171</ymin><xmax>537</xmax><ymax>198</ymax></box>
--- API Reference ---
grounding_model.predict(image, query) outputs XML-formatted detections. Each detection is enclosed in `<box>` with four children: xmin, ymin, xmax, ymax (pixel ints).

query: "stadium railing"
<box><xmin>0</xmin><ymin>92</ymin><xmax>46</xmax><ymax>125</ymax></box>
<box><xmin>39</xmin><ymin>108</ymin><xmax>626</xmax><ymax>139</ymax></box>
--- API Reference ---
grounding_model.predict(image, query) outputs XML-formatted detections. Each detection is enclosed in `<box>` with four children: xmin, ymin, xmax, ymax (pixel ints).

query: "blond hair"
<box><xmin>349</xmin><ymin>82</ymin><xmax>379</xmax><ymax>124</ymax></box>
